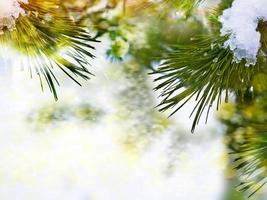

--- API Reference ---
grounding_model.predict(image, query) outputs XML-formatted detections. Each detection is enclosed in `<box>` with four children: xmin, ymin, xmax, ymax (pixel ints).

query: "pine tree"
<box><xmin>1</xmin><ymin>0</ymin><xmax>267</xmax><ymax>197</ymax></box>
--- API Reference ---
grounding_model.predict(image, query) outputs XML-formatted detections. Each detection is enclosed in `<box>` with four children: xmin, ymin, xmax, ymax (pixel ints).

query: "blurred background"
<box><xmin>0</xmin><ymin>41</ymin><xmax>260</xmax><ymax>200</ymax></box>
<box><xmin>0</xmin><ymin>0</ymin><xmax>266</xmax><ymax>199</ymax></box>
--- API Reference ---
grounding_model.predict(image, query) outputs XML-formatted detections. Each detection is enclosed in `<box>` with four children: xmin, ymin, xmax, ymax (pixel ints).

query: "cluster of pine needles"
<box><xmin>152</xmin><ymin>35</ymin><xmax>257</xmax><ymax>132</ymax></box>
<box><xmin>0</xmin><ymin>0</ymin><xmax>97</xmax><ymax>99</ymax></box>
<box><xmin>2</xmin><ymin>0</ymin><xmax>267</xmax><ymax>197</ymax></box>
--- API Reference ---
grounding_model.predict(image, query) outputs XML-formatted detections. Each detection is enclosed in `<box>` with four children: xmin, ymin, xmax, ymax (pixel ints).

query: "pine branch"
<box><xmin>122</xmin><ymin>0</ymin><xmax>204</xmax><ymax>17</ymax></box>
<box><xmin>152</xmin><ymin>35</ymin><xmax>258</xmax><ymax>132</ymax></box>
<box><xmin>220</xmin><ymin>76</ymin><xmax>267</xmax><ymax>197</ymax></box>
<box><xmin>230</xmin><ymin>126</ymin><xmax>267</xmax><ymax>198</ymax></box>
<box><xmin>162</xmin><ymin>0</ymin><xmax>204</xmax><ymax>16</ymax></box>
<box><xmin>0</xmin><ymin>0</ymin><xmax>98</xmax><ymax>99</ymax></box>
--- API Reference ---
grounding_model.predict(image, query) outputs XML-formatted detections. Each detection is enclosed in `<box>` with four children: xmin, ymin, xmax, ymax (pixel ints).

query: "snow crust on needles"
<box><xmin>219</xmin><ymin>0</ymin><xmax>267</xmax><ymax>66</ymax></box>
<box><xmin>0</xmin><ymin>0</ymin><xmax>28</xmax><ymax>33</ymax></box>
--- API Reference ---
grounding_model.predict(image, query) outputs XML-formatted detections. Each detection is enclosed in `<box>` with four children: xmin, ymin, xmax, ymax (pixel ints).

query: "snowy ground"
<box><xmin>0</xmin><ymin>42</ymin><xmax>227</xmax><ymax>200</ymax></box>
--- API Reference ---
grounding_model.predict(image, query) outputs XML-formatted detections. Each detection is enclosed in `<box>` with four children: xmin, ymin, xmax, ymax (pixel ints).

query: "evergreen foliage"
<box><xmin>0</xmin><ymin>0</ymin><xmax>97</xmax><ymax>99</ymax></box>
<box><xmin>1</xmin><ymin>0</ymin><xmax>267</xmax><ymax>197</ymax></box>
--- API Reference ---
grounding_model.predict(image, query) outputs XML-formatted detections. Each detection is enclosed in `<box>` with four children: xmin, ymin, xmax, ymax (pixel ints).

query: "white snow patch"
<box><xmin>219</xmin><ymin>0</ymin><xmax>267</xmax><ymax>66</ymax></box>
<box><xmin>0</xmin><ymin>0</ymin><xmax>28</xmax><ymax>33</ymax></box>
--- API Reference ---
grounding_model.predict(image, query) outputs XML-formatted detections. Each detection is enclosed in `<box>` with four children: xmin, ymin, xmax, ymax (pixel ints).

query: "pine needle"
<box><xmin>152</xmin><ymin>35</ymin><xmax>258</xmax><ymax>132</ymax></box>
<box><xmin>0</xmin><ymin>0</ymin><xmax>98</xmax><ymax>99</ymax></box>
<box><xmin>231</xmin><ymin>126</ymin><xmax>267</xmax><ymax>198</ymax></box>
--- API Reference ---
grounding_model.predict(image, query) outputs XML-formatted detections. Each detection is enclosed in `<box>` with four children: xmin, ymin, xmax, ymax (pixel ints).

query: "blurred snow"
<box><xmin>0</xmin><ymin>40</ymin><xmax>226</xmax><ymax>200</ymax></box>
<box><xmin>0</xmin><ymin>0</ymin><xmax>28</xmax><ymax>33</ymax></box>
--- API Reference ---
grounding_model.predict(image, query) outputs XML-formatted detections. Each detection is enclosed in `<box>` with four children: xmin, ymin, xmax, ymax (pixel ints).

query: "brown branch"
<box><xmin>123</xmin><ymin>0</ymin><xmax>127</xmax><ymax>13</ymax></box>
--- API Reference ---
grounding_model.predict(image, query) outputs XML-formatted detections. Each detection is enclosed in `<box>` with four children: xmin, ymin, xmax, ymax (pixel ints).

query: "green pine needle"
<box><xmin>230</xmin><ymin>126</ymin><xmax>267</xmax><ymax>198</ymax></box>
<box><xmin>0</xmin><ymin>0</ymin><xmax>98</xmax><ymax>100</ymax></box>
<box><xmin>161</xmin><ymin>0</ymin><xmax>204</xmax><ymax>16</ymax></box>
<box><xmin>152</xmin><ymin>36</ymin><xmax>257</xmax><ymax>132</ymax></box>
